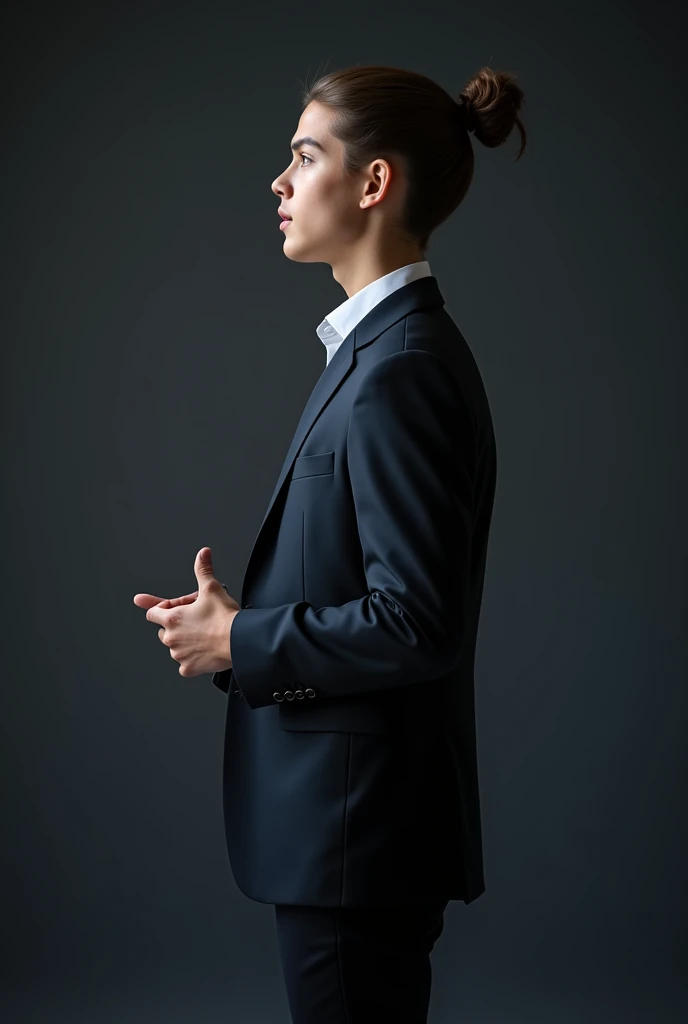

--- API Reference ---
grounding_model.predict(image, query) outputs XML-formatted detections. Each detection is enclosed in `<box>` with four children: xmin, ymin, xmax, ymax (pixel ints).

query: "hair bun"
<box><xmin>457</xmin><ymin>67</ymin><xmax>526</xmax><ymax>158</ymax></box>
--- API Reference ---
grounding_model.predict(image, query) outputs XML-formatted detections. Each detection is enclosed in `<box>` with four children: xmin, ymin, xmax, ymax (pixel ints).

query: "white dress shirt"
<box><xmin>316</xmin><ymin>261</ymin><xmax>433</xmax><ymax>366</ymax></box>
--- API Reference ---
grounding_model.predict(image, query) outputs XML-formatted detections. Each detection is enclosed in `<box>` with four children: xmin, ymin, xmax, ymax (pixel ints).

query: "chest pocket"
<box><xmin>291</xmin><ymin>450</ymin><xmax>335</xmax><ymax>479</ymax></box>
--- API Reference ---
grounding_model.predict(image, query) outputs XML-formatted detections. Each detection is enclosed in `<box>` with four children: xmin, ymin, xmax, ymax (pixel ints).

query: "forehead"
<box><xmin>290</xmin><ymin>102</ymin><xmax>333</xmax><ymax>151</ymax></box>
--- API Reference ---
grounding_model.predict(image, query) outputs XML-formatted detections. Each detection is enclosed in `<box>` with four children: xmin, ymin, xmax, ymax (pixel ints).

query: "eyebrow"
<box><xmin>290</xmin><ymin>135</ymin><xmax>326</xmax><ymax>153</ymax></box>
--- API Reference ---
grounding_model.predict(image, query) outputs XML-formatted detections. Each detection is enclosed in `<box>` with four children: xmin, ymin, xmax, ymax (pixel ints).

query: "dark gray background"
<box><xmin>3</xmin><ymin>0</ymin><xmax>686</xmax><ymax>1021</ymax></box>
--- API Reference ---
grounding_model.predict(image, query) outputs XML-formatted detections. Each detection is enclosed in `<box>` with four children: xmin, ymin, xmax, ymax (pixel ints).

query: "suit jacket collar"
<box><xmin>317</xmin><ymin>260</ymin><xmax>432</xmax><ymax>361</ymax></box>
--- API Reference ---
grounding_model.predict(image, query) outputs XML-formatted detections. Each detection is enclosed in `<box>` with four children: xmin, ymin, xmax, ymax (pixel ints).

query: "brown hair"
<box><xmin>301</xmin><ymin>64</ymin><xmax>527</xmax><ymax>253</ymax></box>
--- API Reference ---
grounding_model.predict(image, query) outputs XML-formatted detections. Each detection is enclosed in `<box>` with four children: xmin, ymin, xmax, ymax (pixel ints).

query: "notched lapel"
<box><xmin>262</xmin><ymin>331</ymin><xmax>356</xmax><ymax>529</ymax></box>
<box><xmin>238</xmin><ymin>275</ymin><xmax>445</xmax><ymax>607</ymax></box>
<box><xmin>239</xmin><ymin>331</ymin><xmax>356</xmax><ymax>606</ymax></box>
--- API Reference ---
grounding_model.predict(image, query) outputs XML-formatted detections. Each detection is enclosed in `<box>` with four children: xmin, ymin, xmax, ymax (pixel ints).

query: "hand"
<box><xmin>133</xmin><ymin>547</ymin><xmax>241</xmax><ymax>677</ymax></box>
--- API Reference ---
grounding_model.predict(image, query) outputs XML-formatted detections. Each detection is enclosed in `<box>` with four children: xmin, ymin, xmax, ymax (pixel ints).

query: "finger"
<box><xmin>133</xmin><ymin>594</ymin><xmax>167</xmax><ymax>609</ymax></box>
<box><xmin>166</xmin><ymin>592</ymin><xmax>199</xmax><ymax>607</ymax></box>
<box><xmin>134</xmin><ymin>591</ymin><xmax>198</xmax><ymax>609</ymax></box>
<box><xmin>146</xmin><ymin>604</ymin><xmax>167</xmax><ymax>624</ymax></box>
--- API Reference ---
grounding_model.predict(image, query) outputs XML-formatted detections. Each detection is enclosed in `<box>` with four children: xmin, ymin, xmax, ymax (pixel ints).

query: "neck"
<box><xmin>330</xmin><ymin>241</ymin><xmax>425</xmax><ymax>298</ymax></box>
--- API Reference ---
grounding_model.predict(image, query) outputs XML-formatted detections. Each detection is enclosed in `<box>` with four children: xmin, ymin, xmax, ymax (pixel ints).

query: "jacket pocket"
<box><xmin>278</xmin><ymin>696</ymin><xmax>414</xmax><ymax>735</ymax></box>
<box><xmin>291</xmin><ymin>450</ymin><xmax>335</xmax><ymax>479</ymax></box>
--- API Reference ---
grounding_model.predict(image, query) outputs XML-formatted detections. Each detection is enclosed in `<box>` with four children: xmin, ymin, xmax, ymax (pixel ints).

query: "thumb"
<box><xmin>194</xmin><ymin>546</ymin><xmax>216</xmax><ymax>588</ymax></box>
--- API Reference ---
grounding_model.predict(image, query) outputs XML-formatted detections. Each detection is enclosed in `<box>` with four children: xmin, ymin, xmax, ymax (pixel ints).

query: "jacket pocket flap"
<box><xmin>279</xmin><ymin>696</ymin><xmax>412</xmax><ymax>735</ymax></box>
<box><xmin>291</xmin><ymin>450</ymin><xmax>335</xmax><ymax>479</ymax></box>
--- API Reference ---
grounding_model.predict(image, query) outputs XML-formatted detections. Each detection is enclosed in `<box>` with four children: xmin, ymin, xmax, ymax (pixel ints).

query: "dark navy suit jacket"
<box><xmin>212</xmin><ymin>275</ymin><xmax>496</xmax><ymax>907</ymax></box>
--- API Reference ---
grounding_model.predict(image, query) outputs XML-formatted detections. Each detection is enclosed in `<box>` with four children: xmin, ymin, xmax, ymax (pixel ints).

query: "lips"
<box><xmin>278</xmin><ymin>209</ymin><xmax>292</xmax><ymax>221</ymax></box>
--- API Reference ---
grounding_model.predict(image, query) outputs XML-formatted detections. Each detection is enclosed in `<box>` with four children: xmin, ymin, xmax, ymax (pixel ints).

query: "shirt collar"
<box><xmin>316</xmin><ymin>261</ymin><xmax>432</xmax><ymax>350</ymax></box>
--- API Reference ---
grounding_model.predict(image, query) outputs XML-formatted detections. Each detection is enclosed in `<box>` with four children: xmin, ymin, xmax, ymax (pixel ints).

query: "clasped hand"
<box><xmin>133</xmin><ymin>546</ymin><xmax>240</xmax><ymax>677</ymax></box>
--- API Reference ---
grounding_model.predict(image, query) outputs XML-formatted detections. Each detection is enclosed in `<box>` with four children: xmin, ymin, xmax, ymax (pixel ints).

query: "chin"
<box><xmin>282</xmin><ymin>241</ymin><xmax>324</xmax><ymax>264</ymax></box>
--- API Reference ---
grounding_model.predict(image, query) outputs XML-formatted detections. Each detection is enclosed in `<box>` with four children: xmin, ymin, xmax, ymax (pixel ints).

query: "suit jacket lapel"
<box><xmin>240</xmin><ymin>276</ymin><xmax>445</xmax><ymax>605</ymax></box>
<box><xmin>259</xmin><ymin>329</ymin><xmax>356</xmax><ymax>537</ymax></box>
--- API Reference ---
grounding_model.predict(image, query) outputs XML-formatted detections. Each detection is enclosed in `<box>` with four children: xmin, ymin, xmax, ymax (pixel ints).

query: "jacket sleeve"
<box><xmin>227</xmin><ymin>349</ymin><xmax>477</xmax><ymax>710</ymax></box>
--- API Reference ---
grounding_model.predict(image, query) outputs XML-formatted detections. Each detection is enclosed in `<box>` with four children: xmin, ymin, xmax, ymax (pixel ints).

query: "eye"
<box><xmin>299</xmin><ymin>153</ymin><xmax>313</xmax><ymax>167</ymax></box>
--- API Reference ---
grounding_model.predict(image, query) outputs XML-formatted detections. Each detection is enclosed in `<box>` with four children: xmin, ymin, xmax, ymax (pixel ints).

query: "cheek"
<box><xmin>305</xmin><ymin>190</ymin><xmax>353</xmax><ymax>235</ymax></box>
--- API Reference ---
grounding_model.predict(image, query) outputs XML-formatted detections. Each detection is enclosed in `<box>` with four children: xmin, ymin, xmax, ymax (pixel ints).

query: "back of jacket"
<box><xmin>213</xmin><ymin>276</ymin><xmax>496</xmax><ymax>907</ymax></box>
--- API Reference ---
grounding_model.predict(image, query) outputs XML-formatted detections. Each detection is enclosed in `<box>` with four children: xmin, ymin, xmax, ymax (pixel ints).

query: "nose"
<box><xmin>271</xmin><ymin>167</ymin><xmax>293</xmax><ymax>199</ymax></box>
<box><xmin>271</xmin><ymin>172</ymin><xmax>288</xmax><ymax>197</ymax></box>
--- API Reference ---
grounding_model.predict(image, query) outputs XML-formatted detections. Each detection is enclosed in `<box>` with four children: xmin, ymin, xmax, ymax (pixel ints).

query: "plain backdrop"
<box><xmin>2</xmin><ymin>0</ymin><xmax>686</xmax><ymax>1021</ymax></box>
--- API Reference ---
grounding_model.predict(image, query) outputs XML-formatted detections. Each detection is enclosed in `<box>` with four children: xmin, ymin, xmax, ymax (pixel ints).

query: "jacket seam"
<box><xmin>339</xmin><ymin>733</ymin><xmax>352</xmax><ymax>906</ymax></box>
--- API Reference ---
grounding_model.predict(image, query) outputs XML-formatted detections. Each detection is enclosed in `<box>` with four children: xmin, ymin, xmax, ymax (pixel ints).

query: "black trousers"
<box><xmin>274</xmin><ymin>900</ymin><xmax>450</xmax><ymax>1024</ymax></box>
